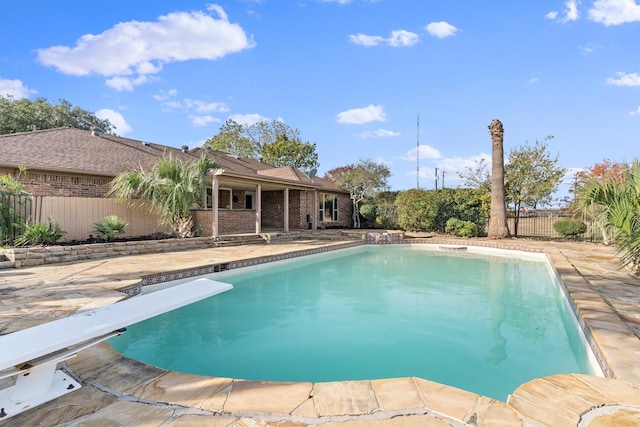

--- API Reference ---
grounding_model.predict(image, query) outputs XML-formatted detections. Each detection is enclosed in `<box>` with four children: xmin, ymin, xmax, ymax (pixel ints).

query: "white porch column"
<box><xmin>212</xmin><ymin>176</ymin><xmax>219</xmax><ymax>238</ymax></box>
<box><xmin>312</xmin><ymin>190</ymin><xmax>318</xmax><ymax>230</ymax></box>
<box><xmin>255</xmin><ymin>184</ymin><xmax>262</xmax><ymax>234</ymax></box>
<box><xmin>283</xmin><ymin>187</ymin><xmax>289</xmax><ymax>233</ymax></box>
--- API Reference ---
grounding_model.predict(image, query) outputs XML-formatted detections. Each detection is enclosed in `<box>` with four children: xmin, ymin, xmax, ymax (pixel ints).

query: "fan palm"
<box><xmin>577</xmin><ymin>159</ymin><xmax>640</xmax><ymax>274</ymax></box>
<box><xmin>109</xmin><ymin>153</ymin><xmax>217</xmax><ymax>238</ymax></box>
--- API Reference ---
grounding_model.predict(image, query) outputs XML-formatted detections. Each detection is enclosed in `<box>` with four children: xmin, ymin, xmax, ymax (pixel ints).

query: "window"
<box><xmin>219</xmin><ymin>188</ymin><xmax>232</xmax><ymax>209</ymax></box>
<box><xmin>318</xmin><ymin>193</ymin><xmax>338</xmax><ymax>222</ymax></box>
<box><xmin>245</xmin><ymin>191</ymin><xmax>255</xmax><ymax>209</ymax></box>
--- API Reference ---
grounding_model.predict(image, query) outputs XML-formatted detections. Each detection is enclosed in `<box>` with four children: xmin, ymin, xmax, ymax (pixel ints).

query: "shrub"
<box><xmin>395</xmin><ymin>188</ymin><xmax>485</xmax><ymax>233</ymax></box>
<box><xmin>359</xmin><ymin>203</ymin><xmax>376</xmax><ymax>223</ymax></box>
<box><xmin>93</xmin><ymin>215</ymin><xmax>128</xmax><ymax>241</ymax></box>
<box><xmin>445</xmin><ymin>218</ymin><xmax>479</xmax><ymax>238</ymax></box>
<box><xmin>14</xmin><ymin>218</ymin><xmax>66</xmax><ymax>246</ymax></box>
<box><xmin>553</xmin><ymin>219</ymin><xmax>587</xmax><ymax>238</ymax></box>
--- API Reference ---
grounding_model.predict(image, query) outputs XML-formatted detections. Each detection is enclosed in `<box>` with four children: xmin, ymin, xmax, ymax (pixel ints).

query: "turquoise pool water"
<box><xmin>109</xmin><ymin>245</ymin><xmax>596</xmax><ymax>401</ymax></box>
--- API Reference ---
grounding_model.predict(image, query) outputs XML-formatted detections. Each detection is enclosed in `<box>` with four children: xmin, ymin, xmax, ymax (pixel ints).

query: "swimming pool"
<box><xmin>109</xmin><ymin>245</ymin><xmax>599</xmax><ymax>401</ymax></box>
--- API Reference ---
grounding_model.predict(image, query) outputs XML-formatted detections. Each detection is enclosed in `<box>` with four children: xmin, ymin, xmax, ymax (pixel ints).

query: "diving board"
<box><xmin>0</xmin><ymin>278</ymin><xmax>233</xmax><ymax>420</ymax></box>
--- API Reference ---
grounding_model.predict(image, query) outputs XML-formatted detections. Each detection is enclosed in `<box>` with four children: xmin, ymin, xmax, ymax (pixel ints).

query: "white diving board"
<box><xmin>0</xmin><ymin>278</ymin><xmax>233</xmax><ymax>420</ymax></box>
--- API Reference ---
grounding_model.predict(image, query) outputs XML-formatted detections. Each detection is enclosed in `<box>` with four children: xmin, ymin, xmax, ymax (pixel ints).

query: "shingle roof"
<box><xmin>0</xmin><ymin>128</ymin><xmax>344</xmax><ymax>192</ymax></box>
<box><xmin>0</xmin><ymin>127</ymin><xmax>185</xmax><ymax>175</ymax></box>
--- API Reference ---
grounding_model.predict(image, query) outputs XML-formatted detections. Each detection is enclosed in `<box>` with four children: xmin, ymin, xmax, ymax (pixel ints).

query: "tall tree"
<box><xmin>108</xmin><ymin>153</ymin><xmax>217</xmax><ymax>238</ymax></box>
<box><xmin>249</xmin><ymin>120</ymin><xmax>319</xmax><ymax>170</ymax></box>
<box><xmin>487</xmin><ymin>119</ymin><xmax>509</xmax><ymax>239</ymax></box>
<box><xmin>505</xmin><ymin>137</ymin><xmax>566</xmax><ymax>235</ymax></box>
<box><xmin>260</xmin><ymin>133</ymin><xmax>319</xmax><ymax>170</ymax></box>
<box><xmin>203</xmin><ymin>119</ymin><xmax>320</xmax><ymax>171</ymax></box>
<box><xmin>325</xmin><ymin>159</ymin><xmax>391</xmax><ymax>228</ymax></box>
<box><xmin>202</xmin><ymin>119</ymin><xmax>259</xmax><ymax>158</ymax></box>
<box><xmin>0</xmin><ymin>96</ymin><xmax>114</xmax><ymax>135</ymax></box>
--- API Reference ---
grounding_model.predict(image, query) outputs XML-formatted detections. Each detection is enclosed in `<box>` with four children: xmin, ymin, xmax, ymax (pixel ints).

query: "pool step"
<box><xmin>214</xmin><ymin>232</ymin><xmax>302</xmax><ymax>247</ymax></box>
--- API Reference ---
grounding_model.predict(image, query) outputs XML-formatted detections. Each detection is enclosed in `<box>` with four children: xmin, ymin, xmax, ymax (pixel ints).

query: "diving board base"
<box><xmin>0</xmin><ymin>369</ymin><xmax>81</xmax><ymax>420</ymax></box>
<box><xmin>0</xmin><ymin>278</ymin><xmax>233</xmax><ymax>420</ymax></box>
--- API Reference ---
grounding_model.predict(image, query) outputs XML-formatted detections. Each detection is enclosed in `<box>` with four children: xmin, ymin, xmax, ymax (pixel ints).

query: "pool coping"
<box><xmin>6</xmin><ymin>238</ymin><xmax>640</xmax><ymax>425</ymax></box>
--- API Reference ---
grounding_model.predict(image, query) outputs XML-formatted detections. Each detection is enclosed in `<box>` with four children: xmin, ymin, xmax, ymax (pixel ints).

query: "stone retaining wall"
<box><xmin>0</xmin><ymin>237</ymin><xmax>215</xmax><ymax>268</ymax></box>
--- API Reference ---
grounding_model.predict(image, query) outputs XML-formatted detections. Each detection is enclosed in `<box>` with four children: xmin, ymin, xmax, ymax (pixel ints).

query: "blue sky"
<box><xmin>1</xmin><ymin>0</ymin><xmax>638</xmax><ymax>204</ymax></box>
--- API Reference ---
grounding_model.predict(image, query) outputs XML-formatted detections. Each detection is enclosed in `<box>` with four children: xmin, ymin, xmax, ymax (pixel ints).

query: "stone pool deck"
<box><xmin>0</xmin><ymin>235</ymin><xmax>639</xmax><ymax>426</ymax></box>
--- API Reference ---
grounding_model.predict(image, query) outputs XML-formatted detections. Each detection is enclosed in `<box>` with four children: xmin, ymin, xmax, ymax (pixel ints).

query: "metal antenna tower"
<box><xmin>416</xmin><ymin>113</ymin><xmax>420</xmax><ymax>189</ymax></box>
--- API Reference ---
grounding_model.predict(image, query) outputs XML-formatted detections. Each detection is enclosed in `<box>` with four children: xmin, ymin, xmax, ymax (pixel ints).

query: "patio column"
<box><xmin>255</xmin><ymin>184</ymin><xmax>262</xmax><ymax>234</ymax></box>
<box><xmin>212</xmin><ymin>176</ymin><xmax>219</xmax><ymax>238</ymax></box>
<box><xmin>284</xmin><ymin>187</ymin><xmax>289</xmax><ymax>233</ymax></box>
<box><xmin>312</xmin><ymin>190</ymin><xmax>318</xmax><ymax>230</ymax></box>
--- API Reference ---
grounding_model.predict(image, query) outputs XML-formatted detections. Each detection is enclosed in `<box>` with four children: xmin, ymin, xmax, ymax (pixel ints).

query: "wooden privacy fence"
<box><xmin>31</xmin><ymin>196</ymin><xmax>170</xmax><ymax>242</ymax></box>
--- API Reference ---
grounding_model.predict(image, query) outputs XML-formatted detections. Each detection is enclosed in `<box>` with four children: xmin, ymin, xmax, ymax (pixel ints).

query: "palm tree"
<box><xmin>577</xmin><ymin>159</ymin><xmax>640</xmax><ymax>275</ymax></box>
<box><xmin>487</xmin><ymin>119</ymin><xmax>510</xmax><ymax>239</ymax></box>
<box><xmin>109</xmin><ymin>153</ymin><xmax>217</xmax><ymax>238</ymax></box>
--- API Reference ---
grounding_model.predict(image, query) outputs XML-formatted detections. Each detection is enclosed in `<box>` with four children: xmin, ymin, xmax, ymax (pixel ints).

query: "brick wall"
<box><xmin>17</xmin><ymin>170</ymin><xmax>111</xmax><ymax>197</ymax></box>
<box><xmin>262</xmin><ymin>191</ymin><xmax>283</xmax><ymax>228</ymax></box>
<box><xmin>192</xmin><ymin>209</ymin><xmax>256</xmax><ymax>235</ymax></box>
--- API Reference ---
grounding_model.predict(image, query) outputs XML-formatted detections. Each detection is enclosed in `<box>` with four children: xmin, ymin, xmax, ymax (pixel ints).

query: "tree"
<box><xmin>577</xmin><ymin>159</ymin><xmax>640</xmax><ymax>276</ymax></box>
<box><xmin>487</xmin><ymin>119</ymin><xmax>509</xmax><ymax>239</ymax></box>
<box><xmin>325</xmin><ymin>159</ymin><xmax>391</xmax><ymax>228</ymax></box>
<box><xmin>260</xmin><ymin>133</ymin><xmax>319</xmax><ymax>171</ymax></box>
<box><xmin>505</xmin><ymin>136</ymin><xmax>566</xmax><ymax>236</ymax></box>
<box><xmin>459</xmin><ymin>157</ymin><xmax>491</xmax><ymax>192</ymax></box>
<box><xmin>0</xmin><ymin>96</ymin><xmax>114</xmax><ymax>135</ymax></box>
<box><xmin>204</xmin><ymin>119</ymin><xmax>320</xmax><ymax>171</ymax></box>
<box><xmin>202</xmin><ymin>119</ymin><xmax>259</xmax><ymax>158</ymax></box>
<box><xmin>395</xmin><ymin>188</ymin><xmax>485</xmax><ymax>233</ymax></box>
<box><xmin>108</xmin><ymin>153</ymin><xmax>217</xmax><ymax>238</ymax></box>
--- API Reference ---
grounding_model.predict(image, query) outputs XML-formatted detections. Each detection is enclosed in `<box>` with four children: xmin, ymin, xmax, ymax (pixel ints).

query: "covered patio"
<box><xmin>192</xmin><ymin>167</ymin><xmax>352</xmax><ymax>238</ymax></box>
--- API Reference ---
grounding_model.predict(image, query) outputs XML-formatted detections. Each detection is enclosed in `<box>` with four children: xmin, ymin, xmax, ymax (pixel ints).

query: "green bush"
<box><xmin>395</xmin><ymin>188</ymin><xmax>485</xmax><ymax>233</ymax></box>
<box><xmin>359</xmin><ymin>203</ymin><xmax>376</xmax><ymax>221</ymax></box>
<box><xmin>445</xmin><ymin>218</ymin><xmax>479</xmax><ymax>237</ymax></box>
<box><xmin>553</xmin><ymin>219</ymin><xmax>587</xmax><ymax>238</ymax></box>
<box><xmin>93</xmin><ymin>215</ymin><xmax>128</xmax><ymax>241</ymax></box>
<box><xmin>14</xmin><ymin>218</ymin><xmax>66</xmax><ymax>246</ymax></box>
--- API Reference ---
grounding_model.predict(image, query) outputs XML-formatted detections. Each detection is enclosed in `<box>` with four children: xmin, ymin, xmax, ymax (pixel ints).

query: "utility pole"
<box><xmin>435</xmin><ymin>167</ymin><xmax>439</xmax><ymax>190</ymax></box>
<box><xmin>442</xmin><ymin>170</ymin><xmax>445</xmax><ymax>189</ymax></box>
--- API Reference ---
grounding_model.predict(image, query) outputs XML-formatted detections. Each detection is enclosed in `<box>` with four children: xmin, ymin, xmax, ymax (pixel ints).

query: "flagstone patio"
<box><xmin>1</xmin><ymin>234</ymin><xmax>639</xmax><ymax>426</ymax></box>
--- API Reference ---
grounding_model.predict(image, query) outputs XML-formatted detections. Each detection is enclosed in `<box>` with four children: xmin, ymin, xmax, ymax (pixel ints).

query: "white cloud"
<box><xmin>409</xmin><ymin>152</ymin><xmax>491</xmax><ymax>188</ymax></box>
<box><xmin>546</xmin><ymin>0</ymin><xmax>580</xmax><ymax>23</ymax></box>
<box><xmin>318</xmin><ymin>0</ymin><xmax>352</xmax><ymax>3</ymax></box>
<box><xmin>357</xmin><ymin>129</ymin><xmax>400</xmax><ymax>138</ymax></box>
<box><xmin>388</xmin><ymin>30</ymin><xmax>420</xmax><ymax>47</ymax></box>
<box><xmin>184</xmin><ymin>99</ymin><xmax>229</xmax><ymax>113</ymax></box>
<box><xmin>0</xmin><ymin>78</ymin><xmax>37</xmax><ymax>99</ymax></box>
<box><xmin>191</xmin><ymin>115</ymin><xmax>219</xmax><ymax>127</ymax></box>
<box><xmin>425</xmin><ymin>21</ymin><xmax>458</xmax><ymax>39</ymax></box>
<box><xmin>95</xmin><ymin>108</ymin><xmax>132</xmax><ymax>134</ymax></box>
<box><xmin>36</xmin><ymin>6</ymin><xmax>255</xmax><ymax>90</ymax></box>
<box><xmin>403</xmin><ymin>144</ymin><xmax>442</xmax><ymax>161</ymax></box>
<box><xmin>349</xmin><ymin>30</ymin><xmax>419</xmax><ymax>47</ymax></box>
<box><xmin>579</xmin><ymin>42</ymin><xmax>602</xmax><ymax>54</ymax></box>
<box><xmin>605</xmin><ymin>72</ymin><xmax>640</xmax><ymax>86</ymax></box>
<box><xmin>589</xmin><ymin>0</ymin><xmax>640</xmax><ymax>25</ymax></box>
<box><xmin>349</xmin><ymin>34</ymin><xmax>385</xmax><ymax>47</ymax></box>
<box><xmin>153</xmin><ymin>89</ymin><xmax>178</xmax><ymax>101</ymax></box>
<box><xmin>229</xmin><ymin>113</ymin><xmax>269</xmax><ymax>126</ymax></box>
<box><xmin>630</xmin><ymin>106</ymin><xmax>640</xmax><ymax>116</ymax></box>
<box><xmin>529</xmin><ymin>77</ymin><xmax>540</xmax><ymax>84</ymax></box>
<box><xmin>336</xmin><ymin>104</ymin><xmax>386</xmax><ymax>124</ymax></box>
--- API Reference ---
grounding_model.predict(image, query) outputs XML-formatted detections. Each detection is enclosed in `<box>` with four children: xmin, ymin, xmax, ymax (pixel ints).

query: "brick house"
<box><xmin>0</xmin><ymin>127</ymin><xmax>352</xmax><ymax>237</ymax></box>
